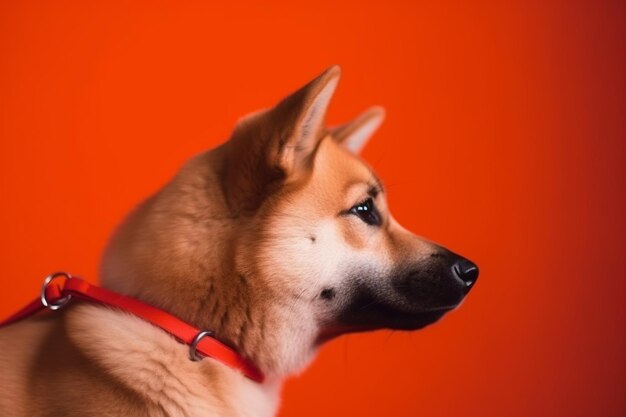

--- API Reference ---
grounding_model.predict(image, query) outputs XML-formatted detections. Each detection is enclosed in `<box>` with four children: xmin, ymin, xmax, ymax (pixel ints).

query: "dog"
<box><xmin>0</xmin><ymin>66</ymin><xmax>478</xmax><ymax>416</ymax></box>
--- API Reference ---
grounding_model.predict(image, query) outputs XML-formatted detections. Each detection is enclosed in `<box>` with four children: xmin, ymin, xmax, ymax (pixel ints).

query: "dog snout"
<box><xmin>393</xmin><ymin>250</ymin><xmax>479</xmax><ymax>309</ymax></box>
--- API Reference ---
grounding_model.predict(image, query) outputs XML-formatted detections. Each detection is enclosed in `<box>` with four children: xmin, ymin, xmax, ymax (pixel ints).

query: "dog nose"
<box><xmin>452</xmin><ymin>258</ymin><xmax>479</xmax><ymax>291</ymax></box>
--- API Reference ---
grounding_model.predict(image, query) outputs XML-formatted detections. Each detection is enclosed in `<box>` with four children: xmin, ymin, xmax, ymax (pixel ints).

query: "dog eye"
<box><xmin>350</xmin><ymin>198</ymin><xmax>381</xmax><ymax>226</ymax></box>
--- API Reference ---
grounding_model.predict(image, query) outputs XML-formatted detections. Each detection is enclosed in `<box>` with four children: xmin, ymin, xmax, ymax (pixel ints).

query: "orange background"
<box><xmin>1</xmin><ymin>1</ymin><xmax>624</xmax><ymax>416</ymax></box>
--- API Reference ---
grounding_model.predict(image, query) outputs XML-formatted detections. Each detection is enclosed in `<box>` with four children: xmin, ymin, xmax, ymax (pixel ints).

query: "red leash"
<box><xmin>0</xmin><ymin>272</ymin><xmax>265</xmax><ymax>383</ymax></box>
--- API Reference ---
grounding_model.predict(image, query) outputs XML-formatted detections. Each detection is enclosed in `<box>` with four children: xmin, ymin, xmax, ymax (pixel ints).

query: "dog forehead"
<box><xmin>311</xmin><ymin>136</ymin><xmax>376</xmax><ymax>192</ymax></box>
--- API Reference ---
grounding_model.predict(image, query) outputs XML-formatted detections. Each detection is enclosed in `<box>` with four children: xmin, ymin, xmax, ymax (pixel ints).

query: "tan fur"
<box><xmin>0</xmin><ymin>66</ymin><xmax>463</xmax><ymax>416</ymax></box>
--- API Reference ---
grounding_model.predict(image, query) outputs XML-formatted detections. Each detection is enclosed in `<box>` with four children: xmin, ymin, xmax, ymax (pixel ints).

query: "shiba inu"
<box><xmin>0</xmin><ymin>66</ymin><xmax>478</xmax><ymax>417</ymax></box>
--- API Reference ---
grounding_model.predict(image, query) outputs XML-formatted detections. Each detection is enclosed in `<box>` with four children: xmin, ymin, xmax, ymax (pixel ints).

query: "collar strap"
<box><xmin>0</xmin><ymin>272</ymin><xmax>265</xmax><ymax>383</ymax></box>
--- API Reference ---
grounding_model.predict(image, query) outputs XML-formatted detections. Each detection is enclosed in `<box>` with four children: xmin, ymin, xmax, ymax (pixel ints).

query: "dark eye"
<box><xmin>350</xmin><ymin>198</ymin><xmax>381</xmax><ymax>226</ymax></box>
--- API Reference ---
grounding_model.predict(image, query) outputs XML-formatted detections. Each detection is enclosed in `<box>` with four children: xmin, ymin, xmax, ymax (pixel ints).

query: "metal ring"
<box><xmin>40</xmin><ymin>272</ymin><xmax>72</xmax><ymax>311</ymax></box>
<box><xmin>189</xmin><ymin>330</ymin><xmax>214</xmax><ymax>362</ymax></box>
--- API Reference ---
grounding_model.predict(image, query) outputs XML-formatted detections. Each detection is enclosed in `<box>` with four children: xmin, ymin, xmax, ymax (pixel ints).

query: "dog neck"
<box><xmin>100</xmin><ymin>149</ymin><xmax>320</xmax><ymax>379</ymax></box>
<box><xmin>66</xmin><ymin>303</ymin><xmax>283</xmax><ymax>417</ymax></box>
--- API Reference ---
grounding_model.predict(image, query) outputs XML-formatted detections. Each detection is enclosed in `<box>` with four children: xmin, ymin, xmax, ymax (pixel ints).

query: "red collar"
<box><xmin>0</xmin><ymin>272</ymin><xmax>265</xmax><ymax>383</ymax></box>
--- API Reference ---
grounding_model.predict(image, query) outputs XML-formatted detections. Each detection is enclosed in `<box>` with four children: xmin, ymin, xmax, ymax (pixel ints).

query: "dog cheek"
<box><xmin>289</xmin><ymin>221</ymin><xmax>353</xmax><ymax>287</ymax></box>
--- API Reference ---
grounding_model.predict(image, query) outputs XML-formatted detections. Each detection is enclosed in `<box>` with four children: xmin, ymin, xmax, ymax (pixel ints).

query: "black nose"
<box><xmin>452</xmin><ymin>258</ymin><xmax>479</xmax><ymax>291</ymax></box>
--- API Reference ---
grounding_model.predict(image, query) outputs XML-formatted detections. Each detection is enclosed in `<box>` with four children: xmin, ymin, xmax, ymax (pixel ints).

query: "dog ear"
<box><xmin>330</xmin><ymin>106</ymin><xmax>385</xmax><ymax>154</ymax></box>
<box><xmin>270</xmin><ymin>65</ymin><xmax>341</xmax><ymax>176</ymax></box>
<box><xmin>222</xmin><ymin>66</ymin><xmax>341</xmax><ymax>212</ymax></box>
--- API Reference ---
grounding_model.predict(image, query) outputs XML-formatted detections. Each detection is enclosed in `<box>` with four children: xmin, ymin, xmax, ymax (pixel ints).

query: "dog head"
<box><xmin>101</xmin><ymin>66</ymin><xmax>478</xmax><ymax>376</ymax></box>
